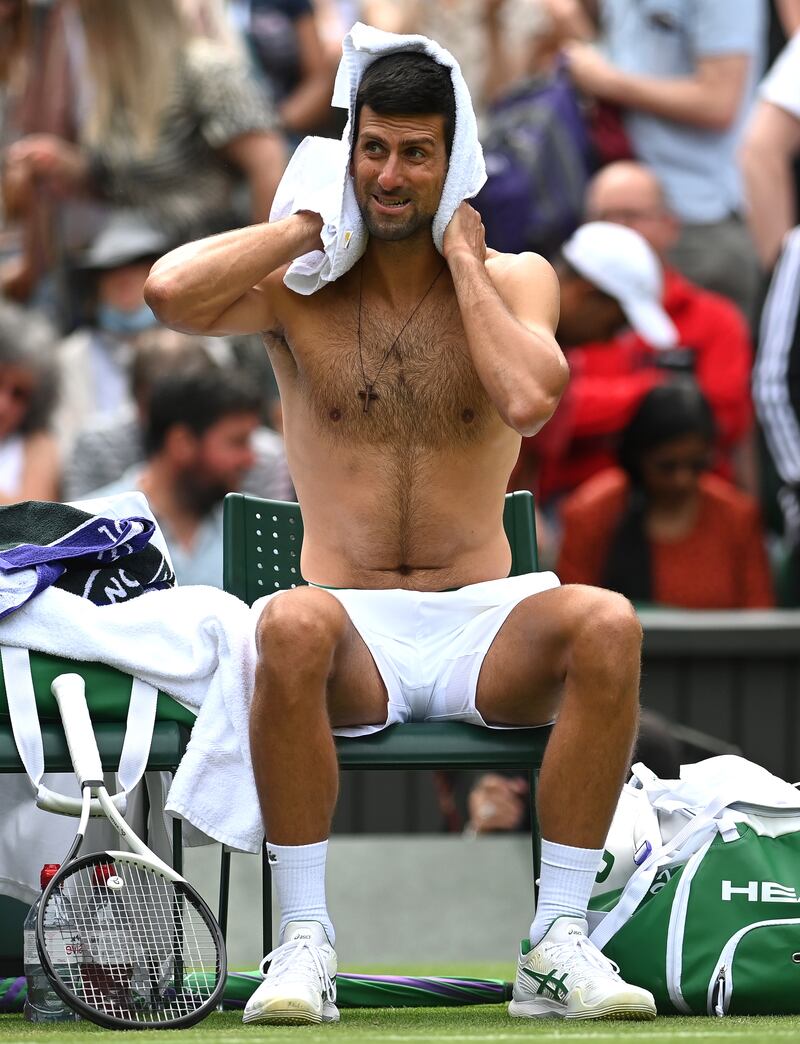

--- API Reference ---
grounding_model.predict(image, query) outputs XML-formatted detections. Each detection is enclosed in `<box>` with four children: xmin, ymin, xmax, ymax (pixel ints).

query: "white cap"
<box><xmin>561</xmin><ymin>222</ymin><xmax>679</xmax><ymax>350</ymax></box>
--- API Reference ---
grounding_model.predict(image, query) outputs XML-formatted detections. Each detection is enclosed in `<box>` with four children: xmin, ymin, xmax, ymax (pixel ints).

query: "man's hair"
<box><xmin>354</xmin><ymin>52</ymin><xmax>456</xmax><ymax>157</ymax></box>
<box><xmin>144</xmin><ymin>365</ymin><xmax>261</xmax><ymax>457</ymax></box>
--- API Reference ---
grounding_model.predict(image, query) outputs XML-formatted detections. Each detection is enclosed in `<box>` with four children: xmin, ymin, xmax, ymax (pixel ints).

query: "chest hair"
<box><xmin>289</xmin><ymin>299</ymin><xmax>495</xmax><ymax>449</ymax></box>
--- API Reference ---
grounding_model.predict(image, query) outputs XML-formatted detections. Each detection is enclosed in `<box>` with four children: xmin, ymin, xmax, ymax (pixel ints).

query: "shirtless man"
<box><xmin>145</xmin><ymin>50</ymin><xmax>656</xmax><ymax>1025</ymax></box>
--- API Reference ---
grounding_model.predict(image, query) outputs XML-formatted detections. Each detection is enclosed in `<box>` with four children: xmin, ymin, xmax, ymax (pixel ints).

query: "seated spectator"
<box><xmin>63</xmin><ymin>328</ymin><xmax>293</xmax><ymax>502</ymax></box>
<box><xmin>557</xmin><ymin>382</ymin><xmax>774</xmax><ymax>610</ymax></box>
<box><xmin>52</xmin><ymin>211</ymin><xmax>168</xmax><ymax>457</ymax></box>
<box><xmin>513</xmin><ymin>220</ymin><xmax>679</xmax><ymax>504</ymax></box>
<box><xmin>0</xmin><ymin>301</ymin><xmax>59</xmax><ymax>504</ymax></box>
<box><xmin>740</xmin><ymin>29</ymin><xmax>800</xmax><ymax>271</ymax></box>
<box><xmin>560</xmin><ymin>0</ymin><xmax>764</xmax><ymax>322</ymax></box>
<box><xmin>4</xmin><ymin>0</ymin><xmax>286</xmax><ymax>306</ymax></box>
<box><xmin>86</xmin><ymin>366</ymin><xmax>262</xmax><ymax>588</ymax></box>
<box><xmin>520</xmin><ymin>193</ymin><xmax>754</xmax><ymax>506</ymax></box>
<box><xmin>584</xmin><ymin>159</ymin><xmax>756</xmax><ymax>478</ymax></box>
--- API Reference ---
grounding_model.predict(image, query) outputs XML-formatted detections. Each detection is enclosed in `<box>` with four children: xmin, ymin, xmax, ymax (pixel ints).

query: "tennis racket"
<box><xmin>35</xmin><ymin>672</ymin><xmax>226</xmax><ymax>1029</ymax></box>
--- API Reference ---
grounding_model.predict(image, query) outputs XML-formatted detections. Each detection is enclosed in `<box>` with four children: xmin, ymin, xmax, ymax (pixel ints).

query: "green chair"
<box><xmin>0</xmin><ymin>652</ymin><xmax>194</xmax><ymax>976</ymax></box>
<box><xmin>222</xmin><ymin>491</ymin><xmax>552</xmax><ymax>954</ymax></box>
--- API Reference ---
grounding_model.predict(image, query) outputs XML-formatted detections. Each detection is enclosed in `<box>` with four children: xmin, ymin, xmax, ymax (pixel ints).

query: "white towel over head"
<box><xmin>270</xmin><ymin>21</ymin><xmax>487</xmax><ymax>295</ymax></box>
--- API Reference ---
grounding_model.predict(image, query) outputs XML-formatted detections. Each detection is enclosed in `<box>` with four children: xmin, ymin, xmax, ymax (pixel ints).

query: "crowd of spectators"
<box><xmin>0</xmin><ymin>0</ymin><xmax>799</xmax><ymax>609</ymax></box>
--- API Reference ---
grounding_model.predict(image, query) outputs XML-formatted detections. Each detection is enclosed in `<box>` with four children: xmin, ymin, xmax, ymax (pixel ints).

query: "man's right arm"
<box><xmin>144</xmin><ymin>212</ymin><xmax>324</xmax><ymax>336</ymax></box>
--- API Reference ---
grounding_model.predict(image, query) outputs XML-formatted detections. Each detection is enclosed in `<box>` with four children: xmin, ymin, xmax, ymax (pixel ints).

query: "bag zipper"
<box><xmin>706</xmin><ymin>918</ymin><xmax>800</xmax><ymax>1016</ymax></box>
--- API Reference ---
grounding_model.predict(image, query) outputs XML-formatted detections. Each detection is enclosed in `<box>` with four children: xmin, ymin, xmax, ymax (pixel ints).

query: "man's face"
<box><xmin>585</xmin><ymin>174</ymin><xmax>677</xmax><ymax>260</ymax></box>
<box><xmin>555</xmin><ymin>270</ymin><xmax>627</xmax><ymax>347</ymax></box>
<box><xmin>351</xmin><ymin>106</ymin><xmax>448</xmax><ymax>242</ymax></box>
<box><xmin>176</xmin><ymin>412</ymin><xmax>259</xmax><ymax>515</ymax></box>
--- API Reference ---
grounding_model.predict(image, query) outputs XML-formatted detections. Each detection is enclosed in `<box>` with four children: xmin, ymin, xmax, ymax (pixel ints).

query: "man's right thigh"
<box><xmin>257</xmin><ymin>586</ymin><xmax>388</xmax><ymax>729</ymax></box>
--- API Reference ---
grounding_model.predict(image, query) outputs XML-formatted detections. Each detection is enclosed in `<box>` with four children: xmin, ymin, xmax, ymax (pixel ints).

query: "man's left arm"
<box><xmin>444</xmin><ymin>203</ymin><xmax>568</xmax><ymax>437</ymax></box>
<box><xmin>565</xmin><ymin>48</ymin><xmax>750</xmax><ymax>131</ymax></box>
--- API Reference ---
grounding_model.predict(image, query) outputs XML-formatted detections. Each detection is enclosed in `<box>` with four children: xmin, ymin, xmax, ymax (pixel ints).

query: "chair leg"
<box><xmin>219</xmin><ymin>847</ymin><xmax>231</xmax><ymax>943</ymax></box>
<box><xmin>172</xmin><ymin>816</ymin><xmax>183</xmax><ymax>876</ymax></box>
<box><xmin>262</xmin><ymin>846</ymin><xmax>273</xmax><ymax>956</ymax></box>
<box><xmin>529</xmin><ymin>769</ymin><xmax>540</xmax><ymax>909</ymax></box>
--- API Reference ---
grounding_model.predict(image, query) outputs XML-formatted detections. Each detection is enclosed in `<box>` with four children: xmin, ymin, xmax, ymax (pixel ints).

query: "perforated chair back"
<box><xmin>223</xmin><ymin>491</ymin><xmax>538</xmax><ymax>603</ymax></box>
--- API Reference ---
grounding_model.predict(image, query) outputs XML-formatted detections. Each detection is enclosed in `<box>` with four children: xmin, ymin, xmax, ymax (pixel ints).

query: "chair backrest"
<box><xmin>223</xmin><ymin>490</ymin><xmax>539</xmax><ymax>606</ymax></box>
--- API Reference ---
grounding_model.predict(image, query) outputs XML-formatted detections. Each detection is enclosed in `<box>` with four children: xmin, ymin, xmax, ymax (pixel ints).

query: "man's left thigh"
<box><xmin>474</xmin><ymin>584</ymin><xmax>606</xmax><ymax>727</ymax></box>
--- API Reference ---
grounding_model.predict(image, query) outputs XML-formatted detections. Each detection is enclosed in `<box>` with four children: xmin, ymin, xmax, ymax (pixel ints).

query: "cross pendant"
<box><xmin>359</xmin><ymin>384</ymin><xmax>378</xmax><ymax>413</ymax></box>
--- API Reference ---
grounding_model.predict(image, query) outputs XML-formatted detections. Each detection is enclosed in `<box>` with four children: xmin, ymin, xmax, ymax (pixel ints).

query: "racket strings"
<box><xmin>41</xmin><ymin>860</ymin><xmax>221</xmax><ymax>1024</ymax></box>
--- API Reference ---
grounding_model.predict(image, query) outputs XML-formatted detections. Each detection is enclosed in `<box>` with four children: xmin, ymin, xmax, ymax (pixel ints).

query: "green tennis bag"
<box><xmin>588</xmin><ymin>757</ymin><xmax>800</xmax><ymax>1016</ymax></box>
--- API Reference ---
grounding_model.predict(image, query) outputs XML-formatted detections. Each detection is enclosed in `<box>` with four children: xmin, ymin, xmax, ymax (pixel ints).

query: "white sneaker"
<box><xmin>243</xmin><ymin>921</ymin><xmax>339</xmax><ymax>1025</ymax></box>
<box><xmin>508</xmin><ymin>916</ymin><xmax>656</xmax><ymax>1021</ymax></box>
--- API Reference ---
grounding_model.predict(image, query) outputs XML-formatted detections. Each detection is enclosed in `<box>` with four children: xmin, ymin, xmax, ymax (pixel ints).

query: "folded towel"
<box><xmin>0</xmin><ymin>495</ymin><xmax>175</xmax><ymax>620</ymax></box>
<box><xmin>270</xmin><ymin>21</ymin><xmax>487</xmax><ymax>295</ymax></box>
<box><xmin>0</xmin><ymin>584</ymin><xmax>265</xmax><ymax>852</ymax></box>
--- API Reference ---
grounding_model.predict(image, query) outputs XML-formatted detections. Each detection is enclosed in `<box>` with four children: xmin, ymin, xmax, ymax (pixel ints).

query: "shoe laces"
<box><xmin>547</xmin><ymin>933</ymin><xmax>622</xmax><ymax>991</ymax></box>
<box><xmin>259</xmin><ymin>939</ymin><xmax>335</xmax><ymax>1001</ymax></box>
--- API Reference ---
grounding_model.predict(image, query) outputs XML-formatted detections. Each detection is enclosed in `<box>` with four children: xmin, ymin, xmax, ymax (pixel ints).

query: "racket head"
<box><xmin>36</xmin><ymin>851</ymin><xmax>226</xmax><ymax>1029</ymax></box>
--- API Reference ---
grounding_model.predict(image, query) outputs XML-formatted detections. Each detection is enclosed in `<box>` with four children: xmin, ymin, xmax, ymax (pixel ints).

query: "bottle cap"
<box><xmin>40</xmin><ymin>864</ymin><xmax>60</xmax><ymax>888</ymax></box>
<box><xmin>92</xmin><ymin>862</ymin><xmax>117</xmax><ymax>886</ymax></box>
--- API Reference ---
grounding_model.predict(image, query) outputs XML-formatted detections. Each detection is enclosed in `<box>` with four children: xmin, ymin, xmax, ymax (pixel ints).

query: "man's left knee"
<box><xmin>588</xmin><ymin>590</ymin><xmax>643</xmax><ymax>652</ymax></box>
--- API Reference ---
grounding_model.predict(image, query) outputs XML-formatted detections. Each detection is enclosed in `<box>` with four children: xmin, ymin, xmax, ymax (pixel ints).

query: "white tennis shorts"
<box><xmin>309</xmin><ymin>571</ymin><xmax>561</xmax><ymax>737</ymax></box>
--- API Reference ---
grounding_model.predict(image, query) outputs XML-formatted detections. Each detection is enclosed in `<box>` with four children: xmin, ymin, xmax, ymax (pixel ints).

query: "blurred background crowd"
<box><xmin>1</xmin><ymin>0</ymin><xmax>799</xmax><ymax>610</ymax></box>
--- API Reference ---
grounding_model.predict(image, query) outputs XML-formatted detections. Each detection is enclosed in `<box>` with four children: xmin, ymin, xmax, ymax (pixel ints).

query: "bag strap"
<box><xmin>590</xmin><ymin>790</ymin><xmax>739</xmax><ymax>951</ymax></box>
<box><xmin>1</xmin><ymin>644</ymin><xmax>156</xmax><ymax>816</ymax></box>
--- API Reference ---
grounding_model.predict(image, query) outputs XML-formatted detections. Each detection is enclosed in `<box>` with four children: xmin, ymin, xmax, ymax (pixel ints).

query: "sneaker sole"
<box><xmin>509</xmin><ymin>998</ymin><xmax>656</xmax><ymax>1021</ymax></box>
<box><xmin>243</xmin><ymin>1001</ymin><xmax>340</xmax><ymax>1025</ymax></box>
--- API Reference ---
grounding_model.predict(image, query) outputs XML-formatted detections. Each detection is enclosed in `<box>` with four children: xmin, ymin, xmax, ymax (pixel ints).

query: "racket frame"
<box><xmin>34</xmin><ymin>673</ymin><xmax>226</xmax><ymax>1029</ymax></box>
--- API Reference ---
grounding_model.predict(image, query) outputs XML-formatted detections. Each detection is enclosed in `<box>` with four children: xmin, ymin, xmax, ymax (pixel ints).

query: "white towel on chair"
<box><xmin>270</xmin><ymin>21</ymin><xmax>487</xmax><ymax>295</ymax></box>
<box><xmin>0</xmin><ymin>584</ymin><xmax>268</xmax><ymax>853</ymax></box>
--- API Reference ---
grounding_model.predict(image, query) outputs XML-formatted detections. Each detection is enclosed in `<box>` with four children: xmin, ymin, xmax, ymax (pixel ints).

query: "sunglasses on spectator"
<box><xmin>590</xmin><ymin>208</ymin><xmax>668</xmax><ymax>224</ymax></box>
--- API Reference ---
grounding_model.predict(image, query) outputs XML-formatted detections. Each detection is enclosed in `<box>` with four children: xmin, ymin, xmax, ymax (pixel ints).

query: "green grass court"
<box><xmin>2</xmin><ymin>966</ymin><xmax>799</xmax><ymax>1044</ymax></box>
<box><xmin>3</xmin><ymin>1007</ymin><xmax>800</xmax><ymax>1043</ymax></box>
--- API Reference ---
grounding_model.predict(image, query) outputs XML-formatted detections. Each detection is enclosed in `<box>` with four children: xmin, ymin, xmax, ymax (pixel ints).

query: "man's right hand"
<box><xmin>295</xmin><ymin>210</ymin><xmax>325</xmax><ymax>254</ymax></box>
<box><xmin>145</xmin><ymin>211</ymin><xmax>327</xmax><ymax>337</ymax></box>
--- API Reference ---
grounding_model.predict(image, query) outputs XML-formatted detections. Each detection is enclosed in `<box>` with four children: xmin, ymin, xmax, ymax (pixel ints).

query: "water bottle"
<box><xmin>23</xmin><ymin>864</ymin><xmax>80</xmax><ymax>1023</ymax></box>
<box><xmin>80</xmin><ymin>863</ymin><xmax>137</xmax><ymax>1013</ymax></box>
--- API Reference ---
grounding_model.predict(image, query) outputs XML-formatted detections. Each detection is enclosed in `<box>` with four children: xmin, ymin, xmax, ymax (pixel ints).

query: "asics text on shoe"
<box><xmin>508</xmin><ymin>916</ymin><xmax>656</xmax><ymax>1021</ymax></box>
<box><xmin>243</xmin><ymin>921</ymin><xmax>339</xmax><ymax>1025</ymax></box>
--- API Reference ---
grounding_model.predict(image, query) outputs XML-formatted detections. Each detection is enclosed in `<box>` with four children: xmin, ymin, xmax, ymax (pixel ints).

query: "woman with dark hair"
<box><xmin>557</xmin><ymin>381</ymin><xmax>774</xmax><ymax>608</ymax></box>
<box><xmin>0</xmin><ymin>300</ymin><xmax>60</xmax><ymax>503</ymax></box>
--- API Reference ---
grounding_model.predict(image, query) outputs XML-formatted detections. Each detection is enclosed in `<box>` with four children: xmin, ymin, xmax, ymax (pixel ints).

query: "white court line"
<box><xmin>205</xmin><ymin>1032</ymin><xmax>800</xmax><ymax>1043</ymax></box>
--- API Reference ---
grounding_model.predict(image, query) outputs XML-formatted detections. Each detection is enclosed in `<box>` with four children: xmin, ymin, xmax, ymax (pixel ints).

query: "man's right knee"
<box><xmin>256</xmin><ymin>587</ymin><xmax>348</xmax><ymax>677</ymax></box>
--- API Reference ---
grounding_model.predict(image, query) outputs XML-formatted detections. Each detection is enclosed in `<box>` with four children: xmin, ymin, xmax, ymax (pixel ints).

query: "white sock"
<box><xmin>528</xmin><ymin>839</ymin><xmax>603</xmax><ymax>946</ymax></box>
<box><xmin>265</xmin><ymin>839</ymin><xmax>335</xmax><ymax>947</ymax></box>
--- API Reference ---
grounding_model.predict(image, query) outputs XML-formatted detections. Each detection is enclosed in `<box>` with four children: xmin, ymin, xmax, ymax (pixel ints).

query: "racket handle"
<box><xmin>51</xmin><ymin>673</ymin><xmax>104</xmax><ymax>786</ymax></box>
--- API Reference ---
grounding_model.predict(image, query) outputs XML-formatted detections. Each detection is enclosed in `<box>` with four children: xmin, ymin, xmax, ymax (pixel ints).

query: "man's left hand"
<box><xmin>564</xmin><ymin>41</ymin><xmax>621</xmax><ymax>100</ymax></box>
<box><xmin>443</xmin><ymin>202</ymin><xmax>487</xmax><ymax>266</ymax></box>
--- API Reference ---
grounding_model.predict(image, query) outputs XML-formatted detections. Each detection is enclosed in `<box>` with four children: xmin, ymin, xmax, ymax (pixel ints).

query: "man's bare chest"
<box><xmin>267</xmin><ymin>299</ymin><xmax>495</xmax><ymax>448</ymax></box>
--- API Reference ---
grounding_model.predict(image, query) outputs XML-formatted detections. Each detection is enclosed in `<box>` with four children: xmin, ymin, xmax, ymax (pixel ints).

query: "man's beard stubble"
<box><xmin>356</xmin><ymin>193</ymin><xmax>434</xmax><ymax>243</ymax></box>
<box><xmin>174</xmin><ymin>469</ymin><xmax>231</xmax><ymax>518</ymax></box>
